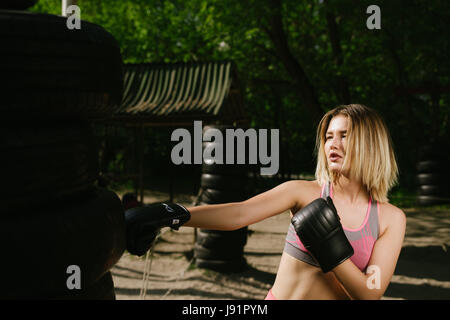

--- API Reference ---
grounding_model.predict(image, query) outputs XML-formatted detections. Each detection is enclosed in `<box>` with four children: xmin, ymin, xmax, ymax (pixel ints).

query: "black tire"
<box><xmin>195</xmin><ymin>257</ymin><xmax>247</xmax><ymax>273</ymax></box>
<box><xmin>202</xmin><ymin>124</ymin><xmax>241</xmax><ymax>148</ymax></box>
<box><xmin>0</xmin><ymin>123</ymin><xmax>98</xmax><ymax>212</ymax></box>
<box><xmin>202</xmin><ymin>122</ymin><xmax>254</xmax><ymax>176</ymax></box>
<box><xmin>202</xmin><ymin>124</ymin><xmax>254</xmax><ymax>151</ymax></box>
<box><xmin>194</xmin><ymin>243</ymin><xmax>244</xmax><ymax>260</ymax></box>
<box><xmin>202</xmin><ymin>161</ymin><xmax>248</xmax><ymax>176</ymax></box>
<box><xmin>203</xmin><ymin>124</ymin><xmax>237</xmax><ymax>133</ymax></box>
<box><xmin>418</xmin><ymin>145</ymin><xmax>445</xmax><ymax>161</ymax></box>
<box><xmin>419</xmin><ymin>185</ymin><xmax>444</xmax><ymax>196</ymax></box>
<box><xmin>200</xmin><ymin>173</ymin><xmax>247</xmax><ymax>191</ymax></box>
<box><xmin>197</xmin><ymin>227</ymin><xmax>248</xmax><ymax>235</ymax></box>
<box><xmin>200</xmin><ymin>188</ymin><xmax>247</xmax><ymax>204</ymax></box>
<box><xmin>203</xmin><ymin>141</ymin><xmax>253</xmax><ymax>168</ymax></box>
<box><xmin>0</xmin><ymin>187</ymin><xmax>126</xmax><ymax>299</ymax></box>
<box><xmin>417</xmin><ymin>195</ymin><xmax>449</xmax><ymax>206</ymax></box>
<box><xmin>416</xmin><ymin>161</ymin><xmax>441</xmax><ymax>173</ymax></box>
<box><xmin>416</xmin><ymin>173</ymin><xmax>441</xmax><ymax>185</ymax></box>
<box><xmin>196</xmin><ymin>230</ymin><xmax>247</xmax><ymax>249</ymax></box>
<box><xmin>0</xmin><ymin>10</ymin><xmax>123</xmax><ymax>121</ymax></box>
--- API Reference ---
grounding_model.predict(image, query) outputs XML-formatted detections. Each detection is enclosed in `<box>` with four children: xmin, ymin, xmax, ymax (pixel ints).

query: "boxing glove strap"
<box><xmin>168</xmin><ymin>203</ymin><xmax>191</xmax><ymax>230</ymax></box>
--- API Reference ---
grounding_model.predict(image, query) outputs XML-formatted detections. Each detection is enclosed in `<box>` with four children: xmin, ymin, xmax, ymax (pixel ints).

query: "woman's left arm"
<box><xmin>332</xmin><ymin>207</ymin><xmax>406</xmax><ymax>300</ymax></box>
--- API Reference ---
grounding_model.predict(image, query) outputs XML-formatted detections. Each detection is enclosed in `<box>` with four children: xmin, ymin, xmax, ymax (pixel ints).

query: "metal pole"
<box><xmin>168</xmin><ymin>128</ymin><xmax>174</xmax><ymax>202</ymax></box>
<box><xmin>139</xmin><ymin>125</ymin><xmax>145</xmax><ymax>205</ymax></box>
<box><xmin>133</xmin><ymin>126</ymin><xmax>139</xmax><ymax>198</ymax></box>
<box><xmin>62</xmin><ymin>0</ymin><xmax>78</xmax><ymax>17</ymax></box>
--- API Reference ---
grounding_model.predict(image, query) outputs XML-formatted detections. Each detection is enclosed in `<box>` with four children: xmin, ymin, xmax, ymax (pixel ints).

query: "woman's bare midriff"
<box><xmin>271</xmin><ymin>252</ymin><xmax>351</xmax><ymax>300</ymax></box>
<box><xmin>267</xmin><ymin>179</ymin><xmax>355</xmax><ymax>299</ymax></box>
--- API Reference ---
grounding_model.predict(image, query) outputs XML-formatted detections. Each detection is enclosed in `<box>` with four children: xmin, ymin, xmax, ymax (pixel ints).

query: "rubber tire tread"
<box><xmin>195</xmin><ymin>257</ymin><xmax>247</xmax><ymax>273</ymax></box>
<box><xmin>200</xmin><ymin>173</ymin><xmax>247</xmax><ymax>191</ymax></box>
<box><xmin>417</xmin><ymin>195</ymin><xmax>449</xmax><ymax>206</ymax></box>
<box><xmin>194</xmin><ymin>243</ymin><xmax>244</xmax><ymax>260</ymax></box>
<box><xmin>416</xmin><ymin>173</ymin><xmax>442</xmax><ymax>185</ymax></box>
<box><xmin>198</xmin><ymin>227</ymin><xmax>248</xmax><ymax>235</ymax></box>
<box><xmin>196</xmin><ymin>230</ymin><xmax>247</xmax><ymax>250</ymax></box>
<box><xmin>202</xmin><ymin>161</ymin><xmax>249</xmax><ymax>177</ymax></box>
<box><xmin>200</xmin><ymin>188</ymin><xmax>247</xmax><ymax>204</ymax></box>
<box><xmin>416</xmin><ymin>160</ymin><xmax>441</xmax><ymax>173</ymax></box>
<box><xmin>419</xmin><ymin>185</ymin><xmax>445</xmax><ymax>196</ymax></box>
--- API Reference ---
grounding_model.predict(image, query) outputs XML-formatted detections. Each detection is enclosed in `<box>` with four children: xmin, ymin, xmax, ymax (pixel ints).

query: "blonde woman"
<box><xmin>125</xmin><ymin>104</ymin><xmax>406</xmax><ymax>300</ymax></box>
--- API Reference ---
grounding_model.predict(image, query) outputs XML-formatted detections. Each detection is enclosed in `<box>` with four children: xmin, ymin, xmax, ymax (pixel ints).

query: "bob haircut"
<box><xmin>315</xmin><ymin>104</ymin><xmax>398</xmax><ymax>203</ymax></box>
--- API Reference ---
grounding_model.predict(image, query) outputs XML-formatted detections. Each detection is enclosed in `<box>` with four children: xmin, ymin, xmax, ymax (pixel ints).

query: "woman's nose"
<box><xmin>331</xmin><ymin>136</ymin><xmax>341</xmax><ymax>149</ymax></box>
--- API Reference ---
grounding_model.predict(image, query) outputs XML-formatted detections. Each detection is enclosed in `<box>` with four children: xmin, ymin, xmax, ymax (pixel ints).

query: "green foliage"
<box><xmin>30</xmin><ymin>0</ymin><xmax>450</xmax><ymax>191</ymax></box>
<box><xmin>388</xmin><ymin>187</ymin><xmax>419</xmax><ymax>209</ymax></box>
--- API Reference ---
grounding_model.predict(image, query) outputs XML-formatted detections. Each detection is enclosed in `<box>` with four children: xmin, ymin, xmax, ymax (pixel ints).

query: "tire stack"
<box><xmin>194</xmin><ymin>124</ymin><xmax>250</xmax><ymax>273</ymax></box>
<box><xmin>416</xmin><ymin>141</ymin><xmax>450</xmax><ymax>206</ymax></box>
<box><xmin>0</xmin><ymin>4</ymin><xmax>125</xmax><ymax>299</ymax></box>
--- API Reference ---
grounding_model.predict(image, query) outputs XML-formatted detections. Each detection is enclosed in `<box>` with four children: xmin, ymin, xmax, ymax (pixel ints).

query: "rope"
<box><xmin>139</xmin><ymin>197</ymin><xmax>201</xmax><ymax>300</ymax></box>
<box><xmin>160</xmin><ymin>256</ymin><xmax>195</xmax><ymax>300</ymax></box>
<box><xmin>139</xmin><ymin>233</ymin><xmax>158</xmax><ymax>300</ymax></box>
<box><xmin>139</xmin><ymin>229</ymin><xmax>167</xmax><ymax>300</ymax></box>
<box><xmin>159</xmin><ymin>196</ymin><xmax>200</xmax><ymax>299</ymax></box>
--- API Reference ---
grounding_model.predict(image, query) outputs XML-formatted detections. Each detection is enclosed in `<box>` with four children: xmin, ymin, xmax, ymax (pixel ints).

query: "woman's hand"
<box><xmin>125</xmin><ymin>203</ymin><xmax>191</xmax><ymax>256</ymax></box>
<box><xmin>291</xmin><ymin>197</ymin><xmax>354</xmax><ymax>273</ymax></box>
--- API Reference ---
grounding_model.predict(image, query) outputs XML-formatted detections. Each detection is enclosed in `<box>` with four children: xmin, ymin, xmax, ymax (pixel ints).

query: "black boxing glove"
<box><xmin>291</xmin><ymin>197</ymin><xmax>354</xmax><ymax>273</ymax></box>
<box><xmin>125</xmin><ymin>203</ymin><xmax>191</xmax><ymax>256</ymax></box>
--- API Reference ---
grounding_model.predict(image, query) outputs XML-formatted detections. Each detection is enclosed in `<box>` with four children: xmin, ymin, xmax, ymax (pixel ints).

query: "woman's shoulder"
<box><xmin>377</xmin><ymin>201</ymin><xmax>407</xmax><ymax>237</ymax></box>
<box><xmin>282</xmin><ymin>179</ymin><xmax>321</xmax><ymax>193</ymax></box>
<box><xmin>282</xmin><ymin>179</ymin><xmax>322</xmax><ymax>209</ymax></box>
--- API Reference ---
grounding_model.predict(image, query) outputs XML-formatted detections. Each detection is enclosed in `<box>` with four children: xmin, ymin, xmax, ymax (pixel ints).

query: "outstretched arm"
<box><xmin>184</xmin><ymin>180</ymin><xmax>303</xmax><ymax>230</ymax></box>
<box><xmin>125</xmin><ymin>180</ymin><xmax>306</xmax><ymax>256</ymax></box>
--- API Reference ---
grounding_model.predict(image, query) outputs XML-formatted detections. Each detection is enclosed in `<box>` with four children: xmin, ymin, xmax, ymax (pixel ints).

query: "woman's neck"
<box><xmin>331</xmin><ymin>176</ymin><xmax>369</xmax><ymax>205</ymax></box>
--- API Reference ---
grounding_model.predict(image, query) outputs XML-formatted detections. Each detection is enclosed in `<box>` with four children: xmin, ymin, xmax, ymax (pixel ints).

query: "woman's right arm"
<box><xmin>184</xmin><ymin>180</ymin><xmax>305</xmax><ymax>231</ymax></box>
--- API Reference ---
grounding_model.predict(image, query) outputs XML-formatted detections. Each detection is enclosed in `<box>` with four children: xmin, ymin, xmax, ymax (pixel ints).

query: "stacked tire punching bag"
<box><xmin>194</xmin><ymin>124</ymin><xmax>250</xmax><ymax>273</ymax></box>
<box><xmin>416</xmin><ymin>139</ymin><xmax>450</xmax><ymax>206</ymax></box>
<box><xmin>0</xmin><ymin>2</ymin><xmax>126</xmax><ymax>299</ymax></box>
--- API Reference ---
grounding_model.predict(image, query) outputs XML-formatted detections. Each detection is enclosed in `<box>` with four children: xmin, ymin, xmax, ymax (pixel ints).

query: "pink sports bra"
<box><xmin>284</xmin><ymin>182</ymin><xmax>379</xmax><ymax>272</ymax></box>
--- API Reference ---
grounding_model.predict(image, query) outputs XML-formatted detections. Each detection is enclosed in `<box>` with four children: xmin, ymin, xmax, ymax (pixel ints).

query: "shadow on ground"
<box><xmin>385</xmin><ymin>245</ymin><xmax>450</xmax><ymax>299</ymax></box>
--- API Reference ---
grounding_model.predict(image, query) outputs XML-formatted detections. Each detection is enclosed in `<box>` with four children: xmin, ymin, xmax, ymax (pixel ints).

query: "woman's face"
<box><xmin>324</xmin><ymin>114</ymin><xmax>349</xmax><ymax>174</ymax></box>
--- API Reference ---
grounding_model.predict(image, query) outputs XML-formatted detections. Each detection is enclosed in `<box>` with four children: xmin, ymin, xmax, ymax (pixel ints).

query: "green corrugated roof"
<box><xmin>113</xmin><ymin>61</ymin><xmax>248</xmax><ymax>125</ymax></box>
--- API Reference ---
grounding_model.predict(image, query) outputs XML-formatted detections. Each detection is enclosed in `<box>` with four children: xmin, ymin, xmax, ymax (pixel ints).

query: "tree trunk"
<box><xmin>263</xmin><ymin>0</ymin><xmax>323</xmax><ymax>124</ymax></box>
<box><xmin>324</xmin><ymin>0</ymin><xmax>351</xmax><ymax>104</ymax></box>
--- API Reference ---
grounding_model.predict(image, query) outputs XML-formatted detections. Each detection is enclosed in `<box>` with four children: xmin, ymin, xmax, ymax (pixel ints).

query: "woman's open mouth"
<box><xmin>329</xmin><ymin>152</ymin><xmax>341</xmax><ymax>162</ymax></box>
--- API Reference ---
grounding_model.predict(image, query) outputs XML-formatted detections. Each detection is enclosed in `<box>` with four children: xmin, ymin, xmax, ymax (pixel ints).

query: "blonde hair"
<box><xmin>314</xmin><ymin>104</ymin><xmax>398</xmax><ymax>203</ymax></box>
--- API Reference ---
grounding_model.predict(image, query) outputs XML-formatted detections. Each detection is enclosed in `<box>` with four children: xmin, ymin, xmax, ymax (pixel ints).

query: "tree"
<box><xmin>31</xmin><ymin>0</ymin><xmax>450</xmax><ymax>185</ymax></box>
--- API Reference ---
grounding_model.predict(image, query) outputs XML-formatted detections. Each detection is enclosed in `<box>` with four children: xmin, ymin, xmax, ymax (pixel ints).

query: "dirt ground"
<box><xmin>111</xmin><ymin>189</ymin><xmax>450</xmax><ymax>300</ymax></box>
